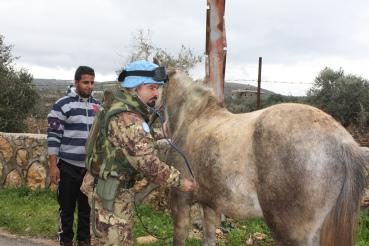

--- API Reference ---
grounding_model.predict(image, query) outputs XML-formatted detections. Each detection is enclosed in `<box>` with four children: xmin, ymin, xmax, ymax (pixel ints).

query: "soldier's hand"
<box><xmin>179</xmin><ymin>179</ymin><xmax>196</xmax><ymax>192</ymax></box>
<box><xmin>50</xmin><ymin>165</ymin><xmax>60</xmax><ymax>185</ymax></box>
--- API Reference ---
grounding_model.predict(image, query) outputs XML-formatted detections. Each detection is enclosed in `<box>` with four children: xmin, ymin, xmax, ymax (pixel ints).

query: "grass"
<box><xmin>0</xmin><ymin>187</ymin><xmax>58</xmax><ymax>238</ymax></box>
<box><xmin>0</xmin><ymin>187</ymin><xmax>368</xmax><ymax>245</ymax></box>
<box><xmin>357</xmin><ymin>212</ymin><xmax>369</xmax><ymax>246</ymax></box>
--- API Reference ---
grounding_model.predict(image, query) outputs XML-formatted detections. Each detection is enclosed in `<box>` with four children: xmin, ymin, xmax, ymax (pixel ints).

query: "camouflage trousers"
<box><xmin>92</xmin><ymin>188</ymin><xmax>135</xmax><ymax>246</ymax></box>
<box><xmin>81</xmin><ymin>172</ymin><xmax>135</xmax><ymax>246</ymax></box>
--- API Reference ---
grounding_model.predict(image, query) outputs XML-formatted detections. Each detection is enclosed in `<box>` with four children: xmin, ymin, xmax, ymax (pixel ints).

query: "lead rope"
<box><xmin>148</xmin><ymin>106</ymin><xmax>195</xmax><ymax>179</ymax></box>
<box><xmin>133</xmin><ymin>107</ymin><xmax>195</xmax><ymax>241</ymax></box>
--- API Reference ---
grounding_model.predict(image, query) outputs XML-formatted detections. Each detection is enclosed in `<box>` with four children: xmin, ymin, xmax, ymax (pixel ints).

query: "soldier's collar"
<box><xmin>117</xmin><ymin>89</ymin><xmax>152</xmax><ymax>121</ymax></box>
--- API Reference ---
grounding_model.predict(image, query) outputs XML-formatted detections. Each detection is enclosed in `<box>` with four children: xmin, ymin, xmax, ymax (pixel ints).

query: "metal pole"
<box><xmin>257</xmin><ymin>57</ymin><xmax>262</xmax><ymax>109</ymax></box>
<box><xmin>205</xmin><ymin>0</ymin><xmax>227</xmax><ymax>104</ymax></box>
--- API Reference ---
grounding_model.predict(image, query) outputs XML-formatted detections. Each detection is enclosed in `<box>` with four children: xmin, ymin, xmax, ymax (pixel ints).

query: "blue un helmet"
<box><xmin>117</xmin><ymin>60</ymin><xmax>168</xmax><ymax>88</ymax></box>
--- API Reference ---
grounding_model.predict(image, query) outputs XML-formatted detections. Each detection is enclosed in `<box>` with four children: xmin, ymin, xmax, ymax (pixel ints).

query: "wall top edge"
<box><xmin>0</xmin><ymin>132</ymin><xmax>47</xmax><ymax>139</ymax></box>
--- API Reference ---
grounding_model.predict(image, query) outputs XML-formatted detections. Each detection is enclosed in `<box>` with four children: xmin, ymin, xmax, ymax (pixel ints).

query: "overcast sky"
<box><xmin>1</xmin><ymin>0</ymin><xmax>369</xmax><ymax>96</ymax></box>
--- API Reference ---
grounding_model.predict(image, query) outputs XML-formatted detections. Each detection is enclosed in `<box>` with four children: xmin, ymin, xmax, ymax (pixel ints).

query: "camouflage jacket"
<box><xmin>107</xmin><ymin>90</ymin><xmax>181</xmax><ymax>188</ymax></box>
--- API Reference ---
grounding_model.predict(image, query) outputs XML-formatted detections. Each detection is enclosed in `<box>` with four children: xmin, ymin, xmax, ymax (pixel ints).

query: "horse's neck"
<box><xmin>167</xmin><ymin>102</ymin><xmax>190</xmax><ymax>138</ymax></box>
<box><xmin>167</xmin><ymin>82</ymin><xmax>223</xmax><ymax>137</ymax></box>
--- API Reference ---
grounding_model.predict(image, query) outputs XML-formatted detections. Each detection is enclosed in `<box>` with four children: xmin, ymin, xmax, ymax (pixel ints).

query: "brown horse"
<box><xmin>158</xmin><ymin>70</ymin><xmax>368</xmax><ymax>246</ymax></box>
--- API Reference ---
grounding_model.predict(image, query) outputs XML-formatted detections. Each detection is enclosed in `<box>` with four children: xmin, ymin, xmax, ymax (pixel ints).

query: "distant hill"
<box><xmin>33</xmin><ymin>78</ymin><xmax>73</xmax><ymax>87</ymax></box>
<box><xmin>32</xmin><ymin>79</ymin><xmax>118</xmax><ymax>95</ymax></box>
<box><xmin>33</xmin><ymin>78</ymin><xmax>274</xmax><ymax>96</ymax></box>
<box><xmin>224</xmin><ymin>82</ymin><xmax>275</xmax><ymax>97</ymax></box>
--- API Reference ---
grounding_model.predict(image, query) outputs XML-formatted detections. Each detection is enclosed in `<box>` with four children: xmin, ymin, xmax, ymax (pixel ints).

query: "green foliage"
<box><xmin>262</xmin><ymin>94</ymin><xmax>305</xmax><ymax>108</ymax></box>
<box><xmin>154</xmin><ymin>45</ymin><xmax>202</xmax><ymax>75</ymax></box>
<box><xmin>307</xmin><ymin>67</ymin><xmax>369</xmax><ymax>127</ymax></box>
<box><xmin>1</xmin><ymin>187</ymin><xmax>368</xmax><ymax>245</ymax></box>
<box><xmin>0</xmin><ymin>35</ymin><xmax>38</xmax><ymax>132</ymax></box>
<box><xmin>224</xmin><ymin>95</ymin><xmax>258</xmax><ymax>113</ymax></box>
<box><xmin>217</xmin><ymin>218</ymin><xmax>274</xmax><ymax>246</ymax></box>
<box><xmin>133</xmin><ymin>204</ymin><xmax>201</xmax><ymax>245</ymax></box>
<box><xmin>224</xmin><ymin>93</ymin><xmax>304</xmax><ymax>114</ymax></box>
<box><xmin>124</xmin><ymin>29</ymin><xmax>202</xmax><ymax>75</ymax></box>
<box><xmin>0</xmin><ymin>187</ymin><xmax>58</xmax><ymax>238</ymax></box>
<box><xmin>133</xmin><ymin>203</ymin><xmax>173</xmax><ymax>239</ymax></box>
<box><xmin>357</xmin><ymin>212</ymin><xmax>369</xmax><ymax>246</ymax></box>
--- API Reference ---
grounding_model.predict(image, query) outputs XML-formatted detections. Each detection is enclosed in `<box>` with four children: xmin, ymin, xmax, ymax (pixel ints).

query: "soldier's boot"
<box><xmin>77</xmin><ymin>239</ymin><xmax>91</xmax><ymax>246</ymax></box>
<box><xmin>60</xmin><ymin>241</ymin><xmax>73</xmax><ymax>246</ymax></box>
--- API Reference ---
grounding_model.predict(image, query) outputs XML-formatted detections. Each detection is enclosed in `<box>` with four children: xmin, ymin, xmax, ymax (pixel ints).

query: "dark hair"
<box><xmin>74</xmin><ymin>66</ymin><xmax>95</xmax><ymax>81</ymax></box>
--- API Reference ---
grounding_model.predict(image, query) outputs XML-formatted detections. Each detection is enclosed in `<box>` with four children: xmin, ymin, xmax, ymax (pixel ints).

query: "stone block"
<box><xmin>26</xmin><ymin>161</ymin><xmax>47</xmax><ymax>190</ymax></box>
<box><xmin>16</xmin><ymin>148</ymin><xmax>28</xmax><ymax>166</ymax></box>
<box><xmin>4</xmin><ymin>169</ymin><xmax>22</xmax><ymax>188</ymax></box>
<box><xmin>0</xmin><ymin>136</ymin><xmax>13</xmax><ymax>162</ymax></box>
<box><xmin>32</xmin><ymin>145</ymin><xmax>46</xmax><ymax>159</ymax></box>
<box><xmin>14</xmin><ymin>139</ymin><xmax>24</xmax><ymax>146</ymax></box>
<box><xmin>26</xmin><ymin>138</ymin><xmax>33</xmax><ymax>148</ymax></box>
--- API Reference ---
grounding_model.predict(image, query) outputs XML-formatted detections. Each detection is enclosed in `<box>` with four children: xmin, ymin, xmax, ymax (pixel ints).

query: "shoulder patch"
<box><xmin>48</xmin><ymin>117</ymin><xmax>61</xmax><ymax>130</ymax></box>
<box><xmin>142</xmin><ymin>122</ymin><xmax>151</xmax><ymax>133</ymax></box>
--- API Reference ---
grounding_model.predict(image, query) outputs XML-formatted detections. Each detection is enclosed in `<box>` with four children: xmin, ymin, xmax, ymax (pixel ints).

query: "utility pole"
<box><xmin>256</xmin><ymin>57</ymin><xmax>262</xmax><ymax>109</ymax></box>
<box><xmin>205</xmin><ymin>0</ymin><xmax>227</xmax><ymax>104</ymax></box>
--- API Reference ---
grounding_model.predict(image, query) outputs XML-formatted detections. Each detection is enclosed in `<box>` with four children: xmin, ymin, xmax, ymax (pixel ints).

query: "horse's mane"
<box><xmin>168</xmin><ymin>71</ymin><xmax>223</xmax><ymax>119</ymax></box>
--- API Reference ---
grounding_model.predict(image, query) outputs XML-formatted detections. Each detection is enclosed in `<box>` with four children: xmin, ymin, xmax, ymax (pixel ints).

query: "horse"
<box><xmin>157</xmin><ymin>70</ymin><xmax>368</xmax><ymax>246</ymax></box>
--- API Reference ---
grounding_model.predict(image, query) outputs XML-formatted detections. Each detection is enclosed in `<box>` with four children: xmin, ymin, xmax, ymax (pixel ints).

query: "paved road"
<box><xmin>0</xmin><ymin>235</ymin><xmax>46</xmax><ymax>245</ymax></box>
<box><xmin>0</xmin><ymin>234</ymin><xmax>57</xmax><ymax>246</ymax></box>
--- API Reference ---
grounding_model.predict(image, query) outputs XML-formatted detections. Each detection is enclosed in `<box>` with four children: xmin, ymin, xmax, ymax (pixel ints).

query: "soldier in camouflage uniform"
<box><xmin>81</xmin><ymin>60</ymin><xmax>196</xmax><ymax>246</ymax></box>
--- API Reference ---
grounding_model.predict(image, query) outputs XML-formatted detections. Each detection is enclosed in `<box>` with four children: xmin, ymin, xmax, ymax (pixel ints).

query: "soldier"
<box><xmin>81</xmin><ymin>60</ymin><xmax>196</xmax><ymax>245</ymax></box>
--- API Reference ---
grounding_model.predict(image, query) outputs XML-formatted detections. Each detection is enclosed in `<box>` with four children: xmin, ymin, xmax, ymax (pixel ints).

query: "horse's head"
<box><xmin>156</xmin><ymin>69</ymin><xmax>221</xmax><ymax>134</ymax></box>
<box><xmin>156</xmin><ymin>69</ymin><xmax>189</xmax><ymax>111</ymax></box>
<box><xmin>155</xmin><ymin>69</ymin><xmax>186</xmax><ymax>135</ymax></box>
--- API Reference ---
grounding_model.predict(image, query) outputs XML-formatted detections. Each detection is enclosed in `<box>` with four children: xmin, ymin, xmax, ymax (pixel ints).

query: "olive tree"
<box><xmin>123</xmin><ymin>29</ymin><xmax>202</xmax><ymax>75</ymax></box>
<box><xmin>0</xmin><ymin>35</ymin><xmax>38</xmax><ymax>132</ymax></box>
<box><xmin>307</xmin><ymin>67</ymin><xmax>369</xmax><ymax>128</ymax></box>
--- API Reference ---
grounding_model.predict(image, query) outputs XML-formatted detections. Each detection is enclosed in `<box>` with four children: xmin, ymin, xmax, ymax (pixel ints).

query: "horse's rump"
<box><xmin>253</xmin><ymin>103</ymin><xmax>367</xmax><ymax>245</ymax></box>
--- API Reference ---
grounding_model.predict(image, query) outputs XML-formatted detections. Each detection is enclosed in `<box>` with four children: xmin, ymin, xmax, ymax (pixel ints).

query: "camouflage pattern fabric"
<box><xmin>80</xmin><ymin>171</ymin><xmax>95</xmax><ymax>204</ymax></box>
<box><xmin>93</xmin><ymin>188</ymin><xmax>135</xmax><ymax>246</ymax></box>
<box><xmin>108</xmin><ymin>111</ymin><xmax>181</xmax><ymax>187</ymax></box>
<box><xmin>85</xmin><ymin>106</ymin><xmax>182</xmax><ymax>245</ymax></box>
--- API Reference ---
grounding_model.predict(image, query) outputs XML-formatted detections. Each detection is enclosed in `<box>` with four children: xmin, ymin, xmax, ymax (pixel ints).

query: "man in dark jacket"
<box><xmin>48</xmin><ymin>66</ymin><xmax>100</xmax><ymax>246</ymax></box>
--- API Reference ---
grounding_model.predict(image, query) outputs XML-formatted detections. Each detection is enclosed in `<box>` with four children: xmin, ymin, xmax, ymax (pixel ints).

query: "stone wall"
<box><xmin>0</xmin><ymin>132</ymin><xmax>53</xmax><ymax>190</ymax></box>
<box><xmin>1</xmin><ymin>131</ymin><xmax>369</xmax><ymax>210</ymax></box>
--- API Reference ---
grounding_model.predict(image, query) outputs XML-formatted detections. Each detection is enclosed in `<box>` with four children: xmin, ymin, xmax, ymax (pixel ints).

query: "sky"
<box><xmin>1</xmin><ymin>0</ymin><xmax>369</xmax><ymax>96</ymax></box>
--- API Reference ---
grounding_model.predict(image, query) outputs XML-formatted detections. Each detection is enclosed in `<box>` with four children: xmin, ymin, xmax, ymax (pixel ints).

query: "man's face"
<box><xmin>136</xmin><ymin>83</ymin><xmax>160</xmax><ymax>107</ymax></box>
<box><xmin>75</xmin><ymin>74</ymin><xmax>95</xmax><ymax>98</ymax></box>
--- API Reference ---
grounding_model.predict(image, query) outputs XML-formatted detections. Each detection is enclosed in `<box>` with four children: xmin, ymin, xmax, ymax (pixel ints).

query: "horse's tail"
<box><xmin>320</xmin><ymin>145</ymin><xmax>368</xmax><ymax>246</ymax></box>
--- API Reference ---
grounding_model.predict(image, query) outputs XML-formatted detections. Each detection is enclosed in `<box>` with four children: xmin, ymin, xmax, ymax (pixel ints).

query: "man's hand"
<box><xmin>179</xmin><ymin>179</ymin><xmax>197</xmax><ymax>192</ymax></box>
<box><xmin>50</xmin><ymin>165</ymin><xmax>60</xmax><ymax>185</ymax></box>
<box><xmin>49</xmin><ymin>155</ymin><xmax>60</xmax><ymax>185</ymax></box>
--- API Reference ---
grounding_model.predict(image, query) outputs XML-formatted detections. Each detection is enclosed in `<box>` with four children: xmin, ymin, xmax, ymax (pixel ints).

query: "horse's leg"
<box><xmin>171</xmin><ymin>190</ymin><xmax>191</xmax><ymax>246</ymax></box>
<box><xmin>202</xmin><ymin>204</ymin><xmax>219</xmax><ymax>246</ymax></box>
